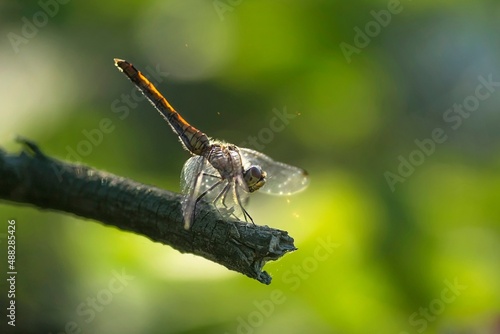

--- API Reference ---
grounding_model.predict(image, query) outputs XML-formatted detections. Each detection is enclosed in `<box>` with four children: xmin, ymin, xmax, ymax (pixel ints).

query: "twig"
<box><xmin>0</xmin><ymin>138</ymin><xmax>296</xmax><ymax>284</ymax></box>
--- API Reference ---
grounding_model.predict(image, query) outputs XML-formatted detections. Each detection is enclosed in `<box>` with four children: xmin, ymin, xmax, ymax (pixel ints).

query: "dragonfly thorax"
<box><xmin>205</xmin><ymin>144</ymin><xmax>244</xmax><ymax>181</ymax></box>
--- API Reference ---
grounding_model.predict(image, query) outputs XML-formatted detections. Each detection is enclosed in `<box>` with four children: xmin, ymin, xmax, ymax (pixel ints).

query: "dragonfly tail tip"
<box><xmin>113</xmin><ymin>58</ymin><xmax>125</xmax><ymax>65</ymax></box>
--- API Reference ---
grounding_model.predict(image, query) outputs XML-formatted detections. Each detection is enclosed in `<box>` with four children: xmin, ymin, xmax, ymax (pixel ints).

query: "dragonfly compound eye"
<box><xmin>244</xmin><ymin>166</ymin><xmax>267</xmax><ymax>192</ymax></box>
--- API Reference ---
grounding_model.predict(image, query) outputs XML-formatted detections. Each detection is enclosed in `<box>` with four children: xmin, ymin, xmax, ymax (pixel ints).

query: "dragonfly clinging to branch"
<box><xmin>114</xmin><ymin>58</ymin><xmax>309</xmax><ymax>229</ymax></box>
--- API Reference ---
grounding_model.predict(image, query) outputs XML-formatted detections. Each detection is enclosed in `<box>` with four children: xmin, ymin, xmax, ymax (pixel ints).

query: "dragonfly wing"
<box><xmin>181</xmin><ymin>156</ymin><xmax>241</xmax><ymax>222</ymax></box>
<box><xmin>179</xmin><ymin>156</ymin><xmax>204</xmax><ymax>229</ymax></box>
<box><xmin>181</xmin><ymin>156</ymin><xmax>221</xmax><ymax>196</ymax></box>
<box><xmin>239</xmin><ymin>148</ymin><xmax>309</xmax><ymax>195</ymax></box>
<box><xmin>214</xmin><ymin>175</ymin><xmax>251</xmax><ymax>221</ymax></box>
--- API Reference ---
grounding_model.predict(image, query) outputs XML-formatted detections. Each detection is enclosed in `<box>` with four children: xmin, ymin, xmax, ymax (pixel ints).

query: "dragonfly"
<box><xmin>114</xmin><ymin>58</ymin><xmax>309</xmax><ymax>229</ymax></box>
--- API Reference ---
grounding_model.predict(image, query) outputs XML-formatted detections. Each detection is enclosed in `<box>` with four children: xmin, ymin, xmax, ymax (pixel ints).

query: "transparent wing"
<box><xmin>239</xmin><ymin>148</ymin><xmax>309</xmax><ymax>195</ymax></box>
<box><xmin>181</xmin><ymin>156</ymin><xmax>221</xmax><ymax>198</ymax></box>
<box><xmin>179</xmin><ymin>156</ymin><xmax>208</xmax><ymax>228</ymax></box>
<box><xmin>180</xmin><ymin>156</ymin><xmax>250</xmax><ymax>221</ymax></box>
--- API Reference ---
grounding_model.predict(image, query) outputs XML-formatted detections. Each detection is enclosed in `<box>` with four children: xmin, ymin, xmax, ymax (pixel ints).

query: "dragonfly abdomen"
<box><xmin>114</xmin><ymin>58</ymin><xmax>209</xmax><ymax>155</ymax></box>
<box><xmin>166</xmin><ymin>112</ymin><xmax>210</xmax><ymax>155</ymax></box>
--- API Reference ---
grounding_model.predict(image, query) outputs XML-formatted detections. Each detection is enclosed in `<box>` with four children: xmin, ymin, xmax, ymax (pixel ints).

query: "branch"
<box><xmin>0</xmin><ymin>138</ymin><xmax>296</xmax><ymax>284</ymax></box>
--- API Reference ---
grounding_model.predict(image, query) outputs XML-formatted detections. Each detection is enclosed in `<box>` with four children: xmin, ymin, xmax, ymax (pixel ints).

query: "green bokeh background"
<box><xmin>1</xmin><ymin>0</ymin><xmax>500</xmax><ymax>333</ymax></box>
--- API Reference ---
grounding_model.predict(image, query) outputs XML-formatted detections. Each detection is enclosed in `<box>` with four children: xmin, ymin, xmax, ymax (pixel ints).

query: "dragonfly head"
<box><xmin>243</xmin><ymin>166</ymin><xmax>267</xmax><ymax>192</ymax></box>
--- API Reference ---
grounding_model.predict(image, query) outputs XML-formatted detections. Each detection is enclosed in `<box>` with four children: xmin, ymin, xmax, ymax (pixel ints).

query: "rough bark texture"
<box><xmin>0</xmin><ymin>139</ymin><xmax>296</xmax><ymax>284</ymax></box>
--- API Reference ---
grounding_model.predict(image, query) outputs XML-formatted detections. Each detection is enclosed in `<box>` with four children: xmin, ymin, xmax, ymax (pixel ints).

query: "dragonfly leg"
<box><xmin>233</xmin><ymin>184</ymin><xmax>254</xmax><ymax>224</ymax></box>
<box><xmin>194</xmin><ymin>179</ymin><xmax>224</xmax><ymax>211</ymax></box>
<box><xmin>212</xmin><ymin>183</ymin><xmax>239</xmax><ymax>220</ymax></box>
<box><xmin>194</xmin><ymin>178</ymin><xmax>239</xmax><ymax>221</ymax></box>
<box><xmin>201</xmin><ymin>173</ymin><xmax>221</xmax><ymax>180</ymax></box>
<box><xmin>193</xmin><ymin>176</ymin><xmax>252</xmax><ymax>223</ymax></box>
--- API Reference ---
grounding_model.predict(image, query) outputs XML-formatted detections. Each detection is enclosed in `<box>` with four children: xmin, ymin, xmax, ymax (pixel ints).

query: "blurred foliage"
<box><xmin>1</xmin><ymin>0</ymin><xmax>500</xmax><ymax>333</ymax></box>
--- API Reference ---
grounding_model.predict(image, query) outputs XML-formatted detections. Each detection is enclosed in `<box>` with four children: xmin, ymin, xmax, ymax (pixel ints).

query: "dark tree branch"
<box><xmin>0</xmin><ymin>138</ymin><xmax>296</xmax><ymax>284</ymax></box>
